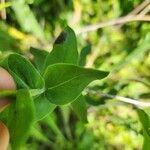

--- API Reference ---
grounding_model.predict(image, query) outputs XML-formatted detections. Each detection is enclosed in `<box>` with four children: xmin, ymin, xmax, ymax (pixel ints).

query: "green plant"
<box><xmin>0</xmin><ymin>26</ymin><xmax>109</xmax><ymax>149</ymax></box>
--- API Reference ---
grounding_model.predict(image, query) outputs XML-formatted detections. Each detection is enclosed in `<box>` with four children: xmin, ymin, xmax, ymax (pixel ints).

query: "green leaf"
<box><xmin>44</xmin><ymin>63</ymin><xmax>109</xmax><ymax>105</ymax></box>
<box><xmin>30</xmin><ymin>47</ymin><xmax>48</xmax><ymax>73</ymax></box>
<box><xmin>7</xmin><ymin>89</ymin><xmax>35</xmax><ymax>149</ymax></box>
<box><xmin>140</xmin><ymin>93</ymin><xmax>150</xmax><ymax>99</ymax></box>
<box><xmin>137</xmin><ymin>109</ymin><xmax>150</xmax><ymax>150</ymax></box>
<box><xmin>113</xmin><ymin>34</ymin><xmax>150</xmax><ymax>72</ymax></box>
<box><xmin>143</xmin><ymin>131</ymin><xmax>150</xmax><ymax>150</ymax></box>
<box><xmin>34</xmin><ymin>94</ymin><xmax>56</xmax><ymax>121</ymax></box>
<box><xmin>44</xmin><ymin>26</ymin><xmax>79</xmax><ymax>68</ymax></box>
<box><xmin>0</xmin><ymin>29</ymin><xmax>18</xmax><ymax>52</ymax></box>
<box><xmin>71</xmin><ymin>95</ymin><xmax>88</xmax><ymax>123</ymax></box>
<box><xmin>30</xmin><ymin>126</ymin><xmax>51</xmax><ymax>144</ymax></box>
<box><xmin>79</xmin><ymin>44</ymin><xmax>91</xmax><ymax>66</ymax></box>
<box><xmin>138</xmin><ymin>109</ymin><xmax>150</xmax><ymax>137</ymax></box>
<box><xmin>42</xmin><ymin>114</ymin><xmax>66</xmax><ymax>140</ymax></box>
<box><xmin>12</xmin><ymin>0</ymin><xmax>45</xmax><ymax>40</ymax></box>
<box><xmin>1</xmin><ymin>53</ymin><xmax>44</xmax><ymax>89</ymax></box>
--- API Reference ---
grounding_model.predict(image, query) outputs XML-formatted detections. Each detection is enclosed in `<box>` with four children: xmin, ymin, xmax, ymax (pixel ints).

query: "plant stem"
<box><xmin>0</xmin><ymin>90</ymin><xmax>17</xmax><ymax>98</ymax></box>
<box><xmin>78</xmin><ymin>15</ymin><xmax>150</xmax><ymax>34</ymax></box>
<box><xmin>0</xmin><ymin>88</ymin><xmax>45</xmax><ymax>99</ymax></box>
<box><xmin>85</xmin><ymin>89</ymin><xmax>150</xmax><ymax>108</ymax></box>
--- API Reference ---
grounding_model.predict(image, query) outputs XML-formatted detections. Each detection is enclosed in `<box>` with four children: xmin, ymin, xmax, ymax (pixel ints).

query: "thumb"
<box><xmin>0</xmin><ymin>122</ymin><xmax>9</xmax><ymax>150</ymax></box>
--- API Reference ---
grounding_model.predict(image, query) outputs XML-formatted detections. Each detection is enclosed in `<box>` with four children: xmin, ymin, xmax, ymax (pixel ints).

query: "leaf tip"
<box><xmin>54</xmin><ymin>31</ymin><xmax>67</xmax><ymax>44</ymax></box>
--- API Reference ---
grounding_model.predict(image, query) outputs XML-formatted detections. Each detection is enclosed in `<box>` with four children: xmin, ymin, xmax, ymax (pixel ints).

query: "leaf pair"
<box><xmin>41</xmin><ymin>26</ymin><xmax>109</xmax><ymax>123</ymax></box>
<box><xmin>30</xmin><ymin>26</ymin><xmax>109</xmax><ymax>122</ymax></box>
<box><xmin>0</xmin><ymin>26</ymin><xmax>109</xmax><ymax>149</ymax></box>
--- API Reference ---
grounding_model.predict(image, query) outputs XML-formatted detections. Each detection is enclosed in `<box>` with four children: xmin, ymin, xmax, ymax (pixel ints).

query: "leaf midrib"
<box><xmin>47</xmin><ymin>73</ymin><xmax>92</xmax><ymax>90</ymax></box>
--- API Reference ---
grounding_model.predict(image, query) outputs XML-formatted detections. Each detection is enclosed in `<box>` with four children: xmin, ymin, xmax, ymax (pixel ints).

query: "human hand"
<box><xmin>0</xmin><ymin>67</ymin><xmax>16</xmax><ymax>150</ymax></box>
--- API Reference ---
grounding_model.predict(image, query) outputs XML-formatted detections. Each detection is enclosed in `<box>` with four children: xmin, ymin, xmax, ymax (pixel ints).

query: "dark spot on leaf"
<box><xmin>54</xmin><ymin>31</ymin><xmax>67</xmax><ymax>44</ymax></box>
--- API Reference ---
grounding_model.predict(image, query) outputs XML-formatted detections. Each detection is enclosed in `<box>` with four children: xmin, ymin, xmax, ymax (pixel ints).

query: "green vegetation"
<box><xmin>0</xmin><ymin>0</ymin><xmax>150</xmax><ymax>149</ymax></box>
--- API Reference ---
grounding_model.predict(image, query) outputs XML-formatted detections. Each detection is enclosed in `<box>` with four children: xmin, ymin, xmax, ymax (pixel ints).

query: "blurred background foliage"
<box><xmin>0</xmin><ymin>0</ymin><xmax>150</xmax><ymax>149</ymax></box>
